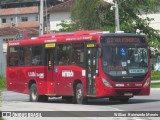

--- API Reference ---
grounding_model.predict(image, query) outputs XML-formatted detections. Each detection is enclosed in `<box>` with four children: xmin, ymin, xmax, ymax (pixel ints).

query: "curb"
<box><xmin>151</xmin><ymin>80</ymin><xmax>160</xmax><ymax>83</ymax></box>
<box><xmin>151</xmin><ymin>88</ymin><xmax>160</xmax><ymax>90</ymax></box>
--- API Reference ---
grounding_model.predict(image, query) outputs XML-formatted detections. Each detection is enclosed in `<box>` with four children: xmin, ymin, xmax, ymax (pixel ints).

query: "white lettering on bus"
<box><xmin>62</xmin><ymin>70</ymin><xmax>74</xmax><ymax>77</ymax></box>
<box><xmin>9</xmin><ymin>42</ymin><xmax>20</xmax><ymax>46</ymax></box>
<box><xmin>36</xmin><ymin>73</ymin><xmax>44</xmax><ymax>78</ymax></box>
<box><xmin>28</xmin><ymin>72</ymin><xmax>36</xmax><ymax>77</ymax></box>
<box><xmin>44</xmin><ymin>39</ymin><xmax>56</xmax><ymax>43</ymax></box>
<box><xmin>28</xmin><ymin>72</ymin><xmax>44</xmax><ymax>78</ymax></box>
<box><xmin>66</xmin><ymin>36</ymin><xmax>91</xmax><ymax>41</ymax></box>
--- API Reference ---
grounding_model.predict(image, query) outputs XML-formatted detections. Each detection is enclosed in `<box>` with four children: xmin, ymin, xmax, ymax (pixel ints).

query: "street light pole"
<box><xmin>115</xmin><ymin>0</ymin><xmax>120</xmax><ymax>31</ymax></box>
<box><xmin>39</xmin><ymin>0</ymin><xmax>44</xmax><ymax>36</ymax></box>
<box><xmin>104</xmin><ymin>0</ymin><xmax>120</xmax><ymax>31</ymax></box>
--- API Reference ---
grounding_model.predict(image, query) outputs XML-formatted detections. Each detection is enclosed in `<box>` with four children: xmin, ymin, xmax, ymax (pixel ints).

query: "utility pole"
<box><xmin>39</xmin><ymin>0</ymin><xmax>44</xmax><ymax>36</ymax></box>
<box><xmin>115</xmin><ymin>0</ymin><xmax>120</xmax><ymax>31</ymax></box>
<box><xmin>103</xmin><ymin>0</ymin><xmax>120</xmax><ymax>31</ymax></box>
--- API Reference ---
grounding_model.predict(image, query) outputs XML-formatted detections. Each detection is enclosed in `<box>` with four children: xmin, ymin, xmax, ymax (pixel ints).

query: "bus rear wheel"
<box><xmin>29</xmin><ymin>84</ymin><xmax>48</xmax><ymax>102</ymax></box>
<box><xmin>76</xmin><ymin>83</ymin><xmax>87</xmax><ymax>104</ymax></box>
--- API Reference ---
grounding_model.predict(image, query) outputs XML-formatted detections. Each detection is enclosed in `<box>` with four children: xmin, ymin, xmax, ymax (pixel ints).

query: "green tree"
<box><xmin>69</xmin><ymin>0</ymin><xmax>160</xmax><ymax>49</ymax></box>
<box><xmin>118</xmin><ymin>0</ymin><xmax>160</xmax><ymax>46</ymax></box>
<box><xmin>71</xmin><ymin>0</ymin><xmax>101</xmax><ymax>30</ymax></box>
<box><xmin>57</xmin><ymin>21</ymin><xmax>76</xmax><ymax>32</ymax></box>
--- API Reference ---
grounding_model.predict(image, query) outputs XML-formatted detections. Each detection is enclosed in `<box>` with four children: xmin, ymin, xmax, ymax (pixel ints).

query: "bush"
<box><xmin>151</xmin><ymin>71</ymin><xmax>160</xmax><ymax>80</ymax></box>
<box><xmin>0</xmin><ymin>77</ymin><xmax>6</xmax><ymax>89</ymax></box>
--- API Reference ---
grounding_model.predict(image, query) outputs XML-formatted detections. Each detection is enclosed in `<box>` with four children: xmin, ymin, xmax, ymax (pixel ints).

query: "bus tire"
<box><xmin>76</xmin><ymin>83</ymin><xmax>87</xmax><ymax>104</ymax></box>
<box><xmin>29</xmin><ymin>84</ymin><xmax>48</xmax><ymax>102</ymax></box>
<box><xmin>29</xmin><ymin>84</ymin><xmax>39</xmax><ymax>102</ymax></box>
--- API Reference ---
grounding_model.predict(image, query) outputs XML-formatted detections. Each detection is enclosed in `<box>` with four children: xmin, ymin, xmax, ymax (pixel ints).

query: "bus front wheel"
<box><xmin>76</xmin><ymin>83</ymin><xmax>87</xmax><ymax>104</ymax></box>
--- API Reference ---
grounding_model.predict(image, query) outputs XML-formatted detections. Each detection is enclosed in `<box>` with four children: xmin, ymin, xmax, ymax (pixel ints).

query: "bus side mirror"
<box><xmin>98</xmin><ymin>48</ymin><xmax>102</xmax><ymax>57</ymax></box>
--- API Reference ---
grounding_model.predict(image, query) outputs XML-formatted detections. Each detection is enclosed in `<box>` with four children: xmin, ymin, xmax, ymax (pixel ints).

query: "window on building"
<box><xmin>36</xmin><ymin>16</ymin><xmax>38</xmax><ymax>21</ymax></box>
<box><xmin>3</xmin><ymin>38</ymin><xmax>15</xmax><ymax>43</ymax></box>
<box><xmin>21</xmin><ymin>17</ymin><xmax>28</xmax><ymax>22</ymax></box>
<box><xmin>10</xmin><ymin>18</ymin><xmax>13</xmax><ymax>21</ymax></box>
<box><xmin>2</xmin><ymin>18</ymin><xmax>6</xmax><ymax>23</ymax></box>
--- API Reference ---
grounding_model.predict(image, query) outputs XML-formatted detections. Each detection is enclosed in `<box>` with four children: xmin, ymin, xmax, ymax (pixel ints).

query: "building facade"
<box><xmin>141</xmin><ymin>11</ymin><xmax>160</xmax><ymax>31</ymax></box>
<box><xmin>47</xmin><ymin>0</ymin><xmax>73</xmax><ymax>31</ymax></box>
<box><xmin>0</xmin><ymin>6</ymin><xmax>39</xmax><ymax>28</ymax></box>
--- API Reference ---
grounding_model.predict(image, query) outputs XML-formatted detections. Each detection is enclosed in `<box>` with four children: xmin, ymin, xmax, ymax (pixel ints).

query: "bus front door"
<box><xmin>46</xmin><ymin>48</ymin><xmax>55</xmax><ymax>94</ymax></box>
<box><xmin>86</xmin><ymin>44</ymin><xmax>97</xmax><ymax>96</ymax></box>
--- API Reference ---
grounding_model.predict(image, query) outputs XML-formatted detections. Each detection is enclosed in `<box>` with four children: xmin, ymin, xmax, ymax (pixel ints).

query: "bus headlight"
<box><xmin>143</xmin><ymin>77</ymin><xmax>150</xmax><ymax>87</ymax></box>
<box><xmin>102</xmin><ymin>78</ymin><xmax>112</xmax><ymax>88</ymax></box>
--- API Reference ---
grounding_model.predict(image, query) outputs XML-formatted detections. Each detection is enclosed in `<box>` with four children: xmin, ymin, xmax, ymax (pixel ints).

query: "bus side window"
<box><xmin>8</xmin><ymin>46</ymin><xmax>19</xmax><ymax>66</ymax></box>
<box><xmin>32</xmin><ymin>46</ymin><xmax>43</xmax><ymax>66</ymax></box>
<box><xmin>19</xmin><ymin>47</ymin><xmax>25</xmax><ymax>65</ymax></box>
<box><xmin>57</xmin><ymin>44</ymin><xmax>71</xmax><ymax>65</ymax></box>
<box><xmin>24</xmin><ymin>46</ymin><xmax>32</xmax><ymax>66</ymax></box>
<box><xmin>72</xmin><ymin>43</ymin><xmax>84</xmax><ymax>65</ymax></box>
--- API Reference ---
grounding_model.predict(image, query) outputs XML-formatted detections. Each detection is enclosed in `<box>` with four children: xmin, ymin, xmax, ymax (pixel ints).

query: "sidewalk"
<box><xmin>151</xmin><ymin>80</ymin><xmax>160</xmax><ymax>83</ymax></box>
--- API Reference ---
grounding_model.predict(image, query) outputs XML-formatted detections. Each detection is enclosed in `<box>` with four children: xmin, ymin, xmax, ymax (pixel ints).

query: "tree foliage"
<box><xmin>117</xmin><ymin>0</ymin><xmax>160</xmax><ymax>46</ymax></box>
<box><xmin>69</xmin><ymin>0</ymin><xmax>160</xmax><ymax>50</ymax></box>
<box><xmin>71</xmin><ymin>0</ymin><xmax>101</xmax><ymax>30</ymax></box>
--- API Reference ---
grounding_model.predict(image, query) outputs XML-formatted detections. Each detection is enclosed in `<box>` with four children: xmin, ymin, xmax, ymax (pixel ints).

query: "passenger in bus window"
<box><xmin>32</xmin><ymin>55</ymin><xmax>41</xmax><ymax>65</ymax></box>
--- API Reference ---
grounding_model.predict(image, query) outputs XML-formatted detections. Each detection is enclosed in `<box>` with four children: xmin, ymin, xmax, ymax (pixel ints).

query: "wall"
<box><xmin>141</xmin><ymin>12</ymin><xmax>160</xmax><ymax>31</ymax></box>
<box><xmin>50</xmin><ymin>11</ymin><xmax>71</xmax><ymax>31</ymax></box>
<box><xmin>0</xmin><ymin>13</ymin><xmax>38</xmax><ymax>25</ymax></box>
<box><xmin>0</xmin><ymin>37</ymin><xmax>6</xmax><ymax>77</ymax></box>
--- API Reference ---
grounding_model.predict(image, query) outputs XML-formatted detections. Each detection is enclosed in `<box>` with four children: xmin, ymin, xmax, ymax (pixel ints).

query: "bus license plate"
<box><xmin>124</xmin><ymin>93</ymin><xmax>133</xmax><ymax>96</ymax></box>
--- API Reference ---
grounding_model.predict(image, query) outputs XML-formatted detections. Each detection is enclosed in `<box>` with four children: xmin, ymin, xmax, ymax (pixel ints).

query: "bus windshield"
<box><xmin>100</xmin><ymin>34</ymin><xmax>149</xmax><ymax>77</ymax></box>
<box><xmin>102</xmin><ymin>45</ymin><xmax>148</xmax><ymax>76</ymax></box>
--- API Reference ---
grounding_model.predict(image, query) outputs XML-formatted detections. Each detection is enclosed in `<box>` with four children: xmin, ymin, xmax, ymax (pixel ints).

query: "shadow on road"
<box><xmin>3</xmin><ymin>91</ymin><xmax>160</xmax><ymax>106</ymax></box>
<box><xmin>46</xmin><ymin>97</ymin><xmax>160</xmax><ymax>106</ymax></box>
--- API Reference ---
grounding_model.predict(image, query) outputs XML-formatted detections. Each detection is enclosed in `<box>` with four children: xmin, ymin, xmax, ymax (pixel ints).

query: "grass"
<box><xmin>0</xmin><ymin>77</ymin><xmax>6</xmax><ymax>90</ymax></box>
<box><xmin>151</xmin><ymin>70</ymin><xmax>160</xmax><ymax>80</ymax></box>
<box><xmin>151</xmin><ymin>71</ymin><xmax>160</xmax><ymax>88</ymax></box>
<box><xmin>151</xmin><ymin>83</ymin><xmax>160</xmax><ymax>88</ymax></box>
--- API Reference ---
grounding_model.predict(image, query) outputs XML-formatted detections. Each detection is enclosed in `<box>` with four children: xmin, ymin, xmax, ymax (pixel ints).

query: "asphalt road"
<box><xmin>1</xmin><ymin>89</ymin><xmax>160</xmax><ymax>120</ymax></box>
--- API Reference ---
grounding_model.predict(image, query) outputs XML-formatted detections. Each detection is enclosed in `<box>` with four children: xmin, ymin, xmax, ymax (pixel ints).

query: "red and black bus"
<box><xmin>7</xmin><ymin>31</ymin><xmax>150</xmax><ymax>104</ymax></box>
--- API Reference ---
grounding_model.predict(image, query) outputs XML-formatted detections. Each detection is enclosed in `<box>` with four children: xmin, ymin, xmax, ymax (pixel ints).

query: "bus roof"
<box><xmin>8</xmin><ymin>31</ymin><xmax>146</xmax><ymax>46</ymax></box>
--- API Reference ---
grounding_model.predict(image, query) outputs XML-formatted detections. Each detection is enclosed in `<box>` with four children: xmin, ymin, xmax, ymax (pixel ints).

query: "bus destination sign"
<box><xmin>101</xmin><ymin>36</ymin><xmax>146</xmax><ymax>44</ymax></box>
<box><xmin>107</xmin><ymin>37</ymin><xmax>140</xmax><ymax>43</ymax></box>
